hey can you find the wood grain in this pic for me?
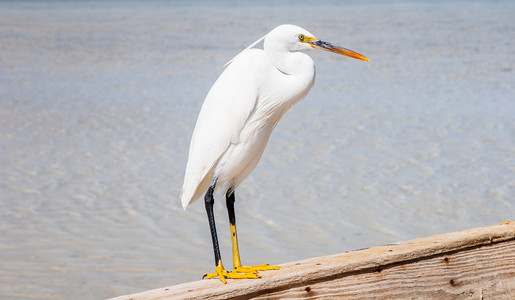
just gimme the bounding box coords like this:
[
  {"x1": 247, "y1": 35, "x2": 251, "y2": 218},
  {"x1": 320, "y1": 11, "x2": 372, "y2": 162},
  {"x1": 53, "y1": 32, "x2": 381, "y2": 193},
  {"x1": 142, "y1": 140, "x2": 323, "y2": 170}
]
[
  {"x1": 252, "y1": 239, "x2": 515, "y2": 299},
  {"x1": 109, "y1": 221, "x2": 515, "y2": 300}
]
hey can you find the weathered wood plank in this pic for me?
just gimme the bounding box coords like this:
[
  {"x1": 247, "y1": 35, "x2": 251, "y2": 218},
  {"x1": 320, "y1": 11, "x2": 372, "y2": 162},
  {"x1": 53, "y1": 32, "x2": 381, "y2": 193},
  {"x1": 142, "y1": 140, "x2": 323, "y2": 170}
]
[
  {"x1": 110, "y1": 221, "x2": 515, "y2": 300},
  {"x1": 253, "y1": 239, "x2": 515, "y2": 299}
]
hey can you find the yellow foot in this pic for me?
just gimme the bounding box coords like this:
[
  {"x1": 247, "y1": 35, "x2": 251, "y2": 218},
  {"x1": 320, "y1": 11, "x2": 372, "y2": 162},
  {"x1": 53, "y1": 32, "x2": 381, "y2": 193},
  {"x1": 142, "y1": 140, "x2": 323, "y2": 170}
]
[
  {"x1": 204, "y1": 263, "x2": 260, "y2": 284},
  {"x1": 234, "y1": 264, "x2": 281, "y2": 273}
]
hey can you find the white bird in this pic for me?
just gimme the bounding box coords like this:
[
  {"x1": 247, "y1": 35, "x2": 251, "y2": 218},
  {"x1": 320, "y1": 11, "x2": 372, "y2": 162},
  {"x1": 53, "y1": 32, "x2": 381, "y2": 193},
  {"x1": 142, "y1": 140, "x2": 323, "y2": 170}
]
[{"x1": 181, "y1": 24, "x2": 368, "y2": 283}]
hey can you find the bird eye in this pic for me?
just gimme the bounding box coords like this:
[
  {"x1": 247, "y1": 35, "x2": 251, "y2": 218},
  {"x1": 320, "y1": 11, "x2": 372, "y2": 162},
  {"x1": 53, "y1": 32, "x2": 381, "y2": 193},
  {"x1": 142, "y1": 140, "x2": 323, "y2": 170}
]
[{"x1": 298, "y1": 34, "x2": 305, "y2": 42}]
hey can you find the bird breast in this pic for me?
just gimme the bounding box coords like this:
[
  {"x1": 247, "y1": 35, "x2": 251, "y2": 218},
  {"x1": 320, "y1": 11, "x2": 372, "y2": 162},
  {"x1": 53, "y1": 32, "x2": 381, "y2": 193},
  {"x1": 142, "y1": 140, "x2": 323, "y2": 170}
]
[{"x1": 214, "y1": 50, "x2": 315, "y2": 190}]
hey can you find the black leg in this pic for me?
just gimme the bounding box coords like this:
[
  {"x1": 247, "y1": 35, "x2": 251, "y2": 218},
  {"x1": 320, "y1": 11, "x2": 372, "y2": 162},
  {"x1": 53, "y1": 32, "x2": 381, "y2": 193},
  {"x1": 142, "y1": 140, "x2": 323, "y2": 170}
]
[
  {"x1": 203, "y1": 183, "x2": 262, "y2": 282},
  {"x1": 205, "y1": 182, "x2": 221, "y2": 267},
  {"x1": 226, "y1": 191, "x2": 236, "y2": 229}
]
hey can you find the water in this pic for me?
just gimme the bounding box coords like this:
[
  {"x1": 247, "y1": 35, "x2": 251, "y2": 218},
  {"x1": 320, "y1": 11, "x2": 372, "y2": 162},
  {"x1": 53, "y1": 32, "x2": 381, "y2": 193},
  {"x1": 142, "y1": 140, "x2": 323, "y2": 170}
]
[{"x1": 1, "y1": 1, "x2": 514, "y2": 299}]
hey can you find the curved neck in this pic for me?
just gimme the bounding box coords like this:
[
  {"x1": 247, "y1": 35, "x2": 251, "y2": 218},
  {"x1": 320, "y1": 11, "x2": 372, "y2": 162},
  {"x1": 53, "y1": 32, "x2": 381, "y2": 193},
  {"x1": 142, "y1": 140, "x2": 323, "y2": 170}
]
[{"x1": 264, "y1": 41, "x2": 309, "y2": 75}]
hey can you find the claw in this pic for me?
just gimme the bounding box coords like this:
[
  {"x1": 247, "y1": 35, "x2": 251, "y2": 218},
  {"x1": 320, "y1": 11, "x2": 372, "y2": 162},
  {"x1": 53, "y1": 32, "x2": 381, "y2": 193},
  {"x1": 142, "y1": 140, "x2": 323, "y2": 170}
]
[
  {"x1": 205, "y1": 262, "x2": 227, "y2": 283},
  {"x1": 235, "y1": 264, "x2": 281, "y2": 273},
  {"x1": 204, "y1": 260, "x2": 263, "y2": 283},
  {"x1": 204, "y1": 269, "x2": 260, "y2": 283}
]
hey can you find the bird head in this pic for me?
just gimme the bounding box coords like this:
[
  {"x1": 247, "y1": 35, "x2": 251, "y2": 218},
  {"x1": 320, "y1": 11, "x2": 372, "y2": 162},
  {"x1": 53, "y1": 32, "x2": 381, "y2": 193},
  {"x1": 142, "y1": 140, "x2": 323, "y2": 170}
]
[
  {"x1": 225, "y1": 24, "x2": 369, "y2": 68},
  {"x1": 267, "y1": 24, "x2": 369, "y2": 61}
]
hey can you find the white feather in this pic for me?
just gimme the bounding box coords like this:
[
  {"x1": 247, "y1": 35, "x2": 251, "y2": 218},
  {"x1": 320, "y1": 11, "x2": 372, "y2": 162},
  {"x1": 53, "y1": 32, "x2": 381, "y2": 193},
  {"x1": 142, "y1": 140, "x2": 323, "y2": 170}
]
[
  {"x1": 224, "y1": 34, "x2": 266, "y2": 68},
  {"x1": 181, "y1": 25, "x2": 327, "y2": 209}
]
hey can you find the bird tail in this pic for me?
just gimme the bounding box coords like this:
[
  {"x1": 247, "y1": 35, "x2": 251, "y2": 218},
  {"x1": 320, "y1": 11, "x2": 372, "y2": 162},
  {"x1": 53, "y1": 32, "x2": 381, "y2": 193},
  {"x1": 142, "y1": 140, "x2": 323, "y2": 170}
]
[
  {"x1": 180, "y1": 190, "x2": 189, "y2": 211},
  {"x1": 180, "y1": 168, "x2": 214, "y2": 211}
]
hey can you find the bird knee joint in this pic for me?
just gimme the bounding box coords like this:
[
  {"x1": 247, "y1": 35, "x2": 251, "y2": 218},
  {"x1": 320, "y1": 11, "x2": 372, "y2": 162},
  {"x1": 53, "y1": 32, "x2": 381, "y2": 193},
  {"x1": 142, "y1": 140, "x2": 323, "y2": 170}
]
[{"x1": 204, "y1": 195, "x2": 215, "y2": 205}]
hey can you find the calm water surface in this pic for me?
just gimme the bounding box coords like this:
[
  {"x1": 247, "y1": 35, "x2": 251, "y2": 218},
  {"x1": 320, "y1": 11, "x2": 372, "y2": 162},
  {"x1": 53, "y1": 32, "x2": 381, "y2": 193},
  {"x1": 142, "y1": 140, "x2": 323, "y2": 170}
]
[{"x1": 1, "y1": 1, "x2": 514, "y2": 299}]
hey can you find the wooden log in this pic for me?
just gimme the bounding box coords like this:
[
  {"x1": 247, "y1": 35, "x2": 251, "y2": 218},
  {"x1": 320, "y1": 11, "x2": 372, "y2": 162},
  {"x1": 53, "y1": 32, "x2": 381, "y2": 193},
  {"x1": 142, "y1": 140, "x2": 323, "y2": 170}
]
[{"x1": 110, "y1": 221, "x2": 515, "y2": 299}]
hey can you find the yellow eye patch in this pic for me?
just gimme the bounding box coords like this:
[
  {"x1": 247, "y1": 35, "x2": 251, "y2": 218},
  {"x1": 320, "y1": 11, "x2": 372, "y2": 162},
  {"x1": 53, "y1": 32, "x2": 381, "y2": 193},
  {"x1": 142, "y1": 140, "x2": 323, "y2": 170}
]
[{"x1": 298, "y1": 34, "x2": 316, "y2": 43}]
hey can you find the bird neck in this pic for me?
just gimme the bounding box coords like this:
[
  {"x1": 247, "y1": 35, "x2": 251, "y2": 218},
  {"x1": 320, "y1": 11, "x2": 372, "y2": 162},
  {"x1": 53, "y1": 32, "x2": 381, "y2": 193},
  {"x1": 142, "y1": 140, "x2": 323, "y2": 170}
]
[{"x1": 264, "y1": 45, "x2": 312, "y2": 76}]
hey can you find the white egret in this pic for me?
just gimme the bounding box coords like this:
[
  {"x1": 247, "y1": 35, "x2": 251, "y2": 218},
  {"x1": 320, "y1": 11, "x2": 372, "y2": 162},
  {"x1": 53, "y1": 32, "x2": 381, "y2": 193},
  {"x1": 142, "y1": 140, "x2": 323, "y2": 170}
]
[{"x1": 181, "y1": 24, "x2": 369, "y2": 283}]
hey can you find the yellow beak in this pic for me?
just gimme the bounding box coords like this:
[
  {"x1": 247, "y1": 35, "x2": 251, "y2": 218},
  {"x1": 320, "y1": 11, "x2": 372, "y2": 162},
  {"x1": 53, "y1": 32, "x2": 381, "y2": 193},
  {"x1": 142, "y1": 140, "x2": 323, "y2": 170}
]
[{"x1": 309, "y1": 39, "x2": 369, "y2": 61}]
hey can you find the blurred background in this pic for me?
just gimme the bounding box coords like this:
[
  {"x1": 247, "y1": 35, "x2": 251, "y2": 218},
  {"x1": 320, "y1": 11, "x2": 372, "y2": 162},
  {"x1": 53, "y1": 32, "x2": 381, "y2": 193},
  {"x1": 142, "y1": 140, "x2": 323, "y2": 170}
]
[{"x1": 1, "y1": 0, "x2": 513, "y2": 299}]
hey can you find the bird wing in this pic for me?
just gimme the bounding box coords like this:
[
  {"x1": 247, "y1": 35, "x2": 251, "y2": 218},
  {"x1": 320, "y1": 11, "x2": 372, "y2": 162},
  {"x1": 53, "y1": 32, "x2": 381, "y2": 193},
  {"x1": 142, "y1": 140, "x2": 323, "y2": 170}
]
[{"x1": 181, "y1": 49, "x2": 266, "y2": 209}]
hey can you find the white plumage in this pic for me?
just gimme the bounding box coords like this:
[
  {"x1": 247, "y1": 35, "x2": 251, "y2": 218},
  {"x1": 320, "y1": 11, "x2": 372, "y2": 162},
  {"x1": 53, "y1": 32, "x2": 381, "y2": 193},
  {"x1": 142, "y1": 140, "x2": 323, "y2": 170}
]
[
  {"x1": 181, "y1": 25, "x2": 317, "y2": 209},
  {"x1": 179, "y1": 24, "x2": 368, "y2": 283}
]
